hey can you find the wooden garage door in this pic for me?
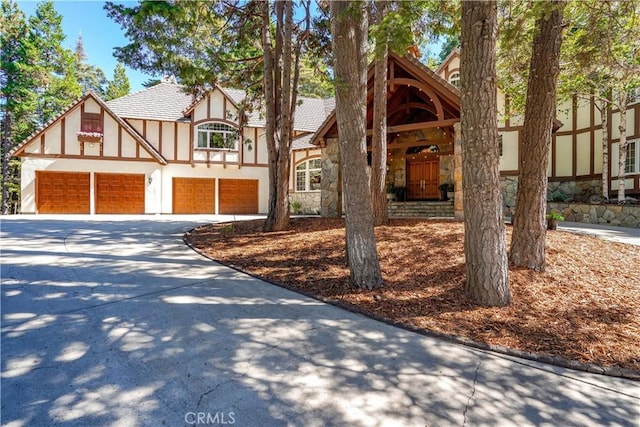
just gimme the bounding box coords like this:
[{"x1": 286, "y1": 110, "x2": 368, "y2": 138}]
[
  {"x1": 95, "y1": 173, "x2": 145, "y2": 214},
  {"x1": 36, "y1": 171, "x2": 90, "y2": 214},
  {"x1": 172, "y1": 178, "x2": 215, "y2": 214},
  {"x1": 219, "y1": 179, "x2": 259, "y2": 214}
]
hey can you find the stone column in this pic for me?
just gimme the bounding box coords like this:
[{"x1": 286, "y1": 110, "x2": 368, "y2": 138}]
[
  {"x1": 320, "y1": 138, "x2": 342, "y2": 217},
  {"x1": 453, "y1": 122, "x2": 464, "y2": 220}
]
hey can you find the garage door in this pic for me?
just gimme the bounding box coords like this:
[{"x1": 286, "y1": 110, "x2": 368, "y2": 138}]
[
  {"x1": 36, "y1": 171, "x2": 90, "y2": 214},
  {"x1": 173, "y1": 178, "x2": 215, "y2": 214},
  {"x1": 219, "y1": 179, "x2": 259, "y2": 214},
  {"x1": 95, "y1": 173, "x2": 145, "y2": 214}
]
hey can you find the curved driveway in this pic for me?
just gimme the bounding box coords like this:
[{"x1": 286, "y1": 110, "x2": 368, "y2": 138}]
[{"x1": 1, "y1": 215, "x2": 638, "y2": 426}]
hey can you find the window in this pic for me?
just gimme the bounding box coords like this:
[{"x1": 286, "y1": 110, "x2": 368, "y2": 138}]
[
  {"x1": 196, "y1": 123, "x2": 238, "y2": 150},
  {"x1": 624, "y1": 140, "x2": 637, "y2": 174},
  {"x1": 81, "y1": 112, "x2": 102, "y2": 134},
  {"x1": 449, "y1": 72, "x2": 460, "y2": 88},
  {"x1": 295, "y1": 158, "x2": 321, "y2": 192}
]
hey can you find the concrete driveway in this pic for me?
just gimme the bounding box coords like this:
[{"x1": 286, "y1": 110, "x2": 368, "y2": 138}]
[{"x1": 1, "y1": 215, "x2": 638, "y2": 427}]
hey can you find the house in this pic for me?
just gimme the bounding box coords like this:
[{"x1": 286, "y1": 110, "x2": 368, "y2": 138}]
[
  {"x1": 13, "y1": 50, "x2": 639, "y2": 218},
  {"x1": 12, "y1": 81, "x2": 332, "y2": 215},
  {"x1": 311, "y1": 49, "x2": 639, "y2": 219}
]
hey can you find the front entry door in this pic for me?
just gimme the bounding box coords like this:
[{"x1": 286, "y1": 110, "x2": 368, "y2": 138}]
[{"x1": 407, "y1": 159, "x2": 439, "y2": 199}]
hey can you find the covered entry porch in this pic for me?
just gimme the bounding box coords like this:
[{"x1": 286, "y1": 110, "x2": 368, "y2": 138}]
[{"x1": 312, "y1": 52, "x2": 462, "y2": 218}]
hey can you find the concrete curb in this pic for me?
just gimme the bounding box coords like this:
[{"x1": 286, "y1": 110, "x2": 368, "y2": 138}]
[{"x1": 183, "y1": 229, "x2": 640, "y2": 382}]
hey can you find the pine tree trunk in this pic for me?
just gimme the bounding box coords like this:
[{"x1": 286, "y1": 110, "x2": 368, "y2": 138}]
[
  {"x1": 599, "y1": 99, "x2": 609, "y2": 200},
  {"x1": 1, "y1": 113, "x2": 11, "y2": 215},
  {"x1": 371, "y1": 2, "x2": 389, "y2": 226},
  {"x1": 460, "y1": 0, "x2": 510, "y2": 306},
  {"x1": 263, "y1": 0, "x2": 295, "y2": 232},
  {"x1": 617, "y1": 91, "x2": 628, "y2": 202},
  {"x1": 509, "y1": 0, "x2": 565, "y2": 272},
  {"x1": 331, "y1": 0, "x2": 383, "y2": 290}
]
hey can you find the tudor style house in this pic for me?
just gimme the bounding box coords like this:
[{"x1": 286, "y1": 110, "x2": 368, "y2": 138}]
[
  {"x1": 13, "y1": 50, "x2": 639, "y2": 217},
  {"x1": 13, "y1": 81, "x2": 332, "y2": 215}
]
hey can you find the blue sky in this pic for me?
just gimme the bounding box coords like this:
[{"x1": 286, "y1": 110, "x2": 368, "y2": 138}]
[{"x1": 16, "y1": 1, "x2": 153, "y2": 92}]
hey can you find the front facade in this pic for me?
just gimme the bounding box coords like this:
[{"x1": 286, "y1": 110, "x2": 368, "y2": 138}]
[
  {"x1": 438, "y1": 49, "x2": 640, "y2": 206},
  {"x1": 14, "y1": 51, "x2": 638, "y2": 217},
  {"x1": 13, "y1": 83, "x2": 330, "y2": 215}
]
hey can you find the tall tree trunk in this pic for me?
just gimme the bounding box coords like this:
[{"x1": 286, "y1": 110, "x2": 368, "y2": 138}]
[
  {"x1": 598, "y1": 98, "x2": 609, "y2": 200},
  {"x1": 509, "y1": 0, "x2": 565, "y2": 272},
  {"x1": 460, "y1": 0, "x2": 510, "y2": 306},
  {"x1": 263, "y1": 0, "x2": 296, "y2": 232},
  {"x1": 1, "y1": 113, "x2": 11, "y2": 215},
  {"x1": 617, "y1": 90, "x2": 628, "y2": 202},
  {"x1": 371, "y1": 1, "x2": 389, "y2": 226},
  {"x1": 331, "y1": 0, "x2": 383, "y2": 290}
]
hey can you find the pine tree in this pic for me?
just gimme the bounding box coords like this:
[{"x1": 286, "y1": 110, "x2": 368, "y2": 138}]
[
  {"x1": 105, "y1": 63, "x2": 131, "y2": 100},
  {"x1": 1, "y1": 0, "x2": 38, "y2": 214},
  {"x1": 28, "y1": 0, "x2": 82, "y2": 124},
  {"x1": 74, "y1": 32, "x2": 108, "y2": 96}
]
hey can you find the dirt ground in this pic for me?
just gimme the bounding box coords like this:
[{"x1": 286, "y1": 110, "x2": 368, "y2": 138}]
[{"x1": 186, "y1": 218, "x2": 640, "y2": 374}]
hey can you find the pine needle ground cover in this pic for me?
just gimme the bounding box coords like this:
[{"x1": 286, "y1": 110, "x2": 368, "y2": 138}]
[{"x1": 186, "y1": 218, "x2": 639, "y2": 374}]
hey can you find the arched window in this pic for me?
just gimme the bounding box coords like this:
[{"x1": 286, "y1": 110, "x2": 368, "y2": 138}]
[
  {"x1": 449, "y1": 72, "x2": 460, "y2": 88},
  {"x1": 295, "y1": 158, "x2": 321, "y2": 192},
  {"x1": 196, "y1": 122, "x2": 238, "y2": 150}
]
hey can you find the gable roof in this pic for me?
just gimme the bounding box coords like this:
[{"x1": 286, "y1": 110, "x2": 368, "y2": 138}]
[
  {"x1": 182, "y1": 84, "x2": 335, "y2": 132},
  {"x1": 435, "y1": 48, "x2": 461, "y2": 77},
  {"x1": 106, "y1": 82, "x2": 193, "y2": 122},
  {"x1": 12, "y1": 92, "x2": 168, "y2": 165},
  {"x1": 310, "y1": 53, "x2": 460, "y2": 147}
]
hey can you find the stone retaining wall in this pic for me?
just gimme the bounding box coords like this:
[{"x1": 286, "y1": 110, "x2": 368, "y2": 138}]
[
  {"x1": 548, "y1": 202, "x2": 640, "y2": 228},
  {"x1": 289, "y1": 192, "x2": 321, "y2": 215}
]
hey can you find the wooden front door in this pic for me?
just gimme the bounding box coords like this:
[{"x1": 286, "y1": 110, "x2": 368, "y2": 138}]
[{"x1": 407, "y1": 160, "x2": 439, "y2": 200}]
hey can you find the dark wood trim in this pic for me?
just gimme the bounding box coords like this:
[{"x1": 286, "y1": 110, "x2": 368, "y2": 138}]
[
  {"x1": 572, "y1": 97, "x2": 577, "y2": 177},
  {"x1": 136, "y1": 141, "x2": 140, "y2": 159},
  {"x1": 505, "y1": 94, "x2": 511, "y2": 128},
  {"x1": 174, "y1": 122, "x2": 178, "y2": 161},
  {"x1": 500, "y1": 170, "x2": 519, "y2": 176},
  {"x1": 518, "y1": 129, "x2": 523, "y2": 172},
  {"x1": 60, "y1": 118, "x2": 66, "y2": 155},
  {"x1": 142, "y1": 120, "x2": 147, "y2": 139},
  {"x1": 19, "y1": 153, "x2": 158, "y2": 162},
  {"x1": 551, "y1": 134, "x2": 556, "y2": 177},
  {"x1": 372, "y1": 118, "x2": 459, "y2": 136},
  {"x1": 192, "y1": 118, "x2": 238, "y2": 127},
  {"x1": 207, "y1": 94, "x2": 211, "y2": 119},
  {"x1": 158, "y1": 121, "x2": 163, "y2": 154},
  {"x1": 40, "y1": 134, "x2": 45, "y2": 154},
  {"x1": 254, "y1": 128, "x2": 258, "y2": 164},
  {"x1": 608, "y1": 100, "x2": 613, "y2": 191},
  {"x1": 386, "y1": 137, "x2": 452, "y2": 150},
  {"x1": 389, "y1": 60, "x2": 395, "y2": 92},
  {"x1": 189, "y1": 121, "x2": 194, "y2": 166},
  {"x1": 118, "y1": 126, "x2": 122, "y2": 157},
  {"x1": 386, "y1": 78, "x2": 444, "y2": 120},
  {"x1": 497, "y1": 124, "x2": 524, "y2": 132},
  {"x1": 223, "y1": 97, "x2": 227, "y2": 120},
  {"x1": 590, "y1": 94, "x2": 595, "y2": 175}
]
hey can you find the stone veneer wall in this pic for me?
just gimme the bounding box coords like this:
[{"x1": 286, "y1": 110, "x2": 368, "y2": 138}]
[
  {"x1": 289, "y1": 192, "x2": 321, "y2": 215},
  {"x1": 548, "y1": 202, "x2": 640, "y2": 228},
  {"x1": 501, "y1": 177, "x2": 603, "y2": 207},
  {"x1": 320, "y1": 138, "x2": 341, "y2": 217}
]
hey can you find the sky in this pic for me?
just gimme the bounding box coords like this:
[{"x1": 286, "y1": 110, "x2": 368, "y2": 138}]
[{"x1": 16, "y1": 1, "x2": 153, "y2": 92}]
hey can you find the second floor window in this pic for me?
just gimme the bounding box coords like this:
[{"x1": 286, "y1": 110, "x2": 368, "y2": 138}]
[
  {"x1": 196, "y1": 122, "x2": 238, "y2": 150},
  {"x1": 81, "y1": 112, "x2": 102, "y2": 134},
  {"x1": 449, "y1": 72, "x2": 460, "y2": 88}
]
